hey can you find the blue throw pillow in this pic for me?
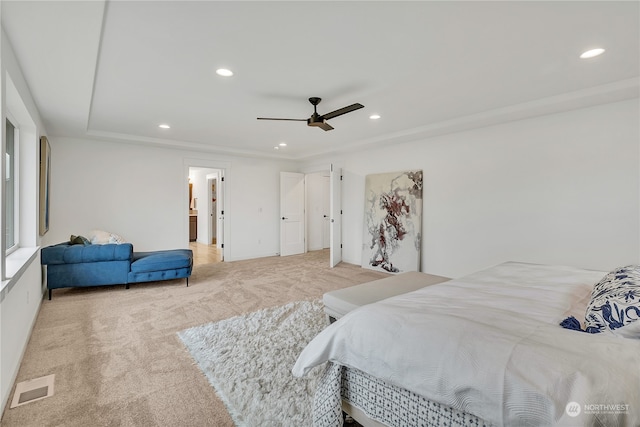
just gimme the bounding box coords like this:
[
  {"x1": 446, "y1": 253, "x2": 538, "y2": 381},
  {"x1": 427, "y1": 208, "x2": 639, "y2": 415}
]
[{"x1": 584, "y1": 265, "x2": 640, "y2": 333}]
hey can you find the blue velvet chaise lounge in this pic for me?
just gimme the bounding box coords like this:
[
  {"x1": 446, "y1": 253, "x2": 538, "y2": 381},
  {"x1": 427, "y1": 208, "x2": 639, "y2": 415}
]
[{"x1": 41, "y1": 242, "x2": 193, "y2": 299}]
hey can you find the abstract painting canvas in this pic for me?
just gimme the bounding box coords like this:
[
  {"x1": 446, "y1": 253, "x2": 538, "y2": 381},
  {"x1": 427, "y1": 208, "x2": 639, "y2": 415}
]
[{"x1": 361, "y1": 170, "x2": 422, "y2": 273}]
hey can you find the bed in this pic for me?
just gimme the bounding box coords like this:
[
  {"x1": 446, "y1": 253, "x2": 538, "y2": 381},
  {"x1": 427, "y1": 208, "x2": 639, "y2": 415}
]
[{"x1": 293, "y1": 262, "x2": 640, "y2": 427}]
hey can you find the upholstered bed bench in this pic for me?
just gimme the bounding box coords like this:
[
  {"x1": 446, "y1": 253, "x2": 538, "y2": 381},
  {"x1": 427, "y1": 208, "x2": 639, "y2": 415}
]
[
  {"x1": 323, "y1": 271, "x2": 450, "y2": 322},
  {"x1": 41, "y1": 242, "x2": 193, "y2": 299}
]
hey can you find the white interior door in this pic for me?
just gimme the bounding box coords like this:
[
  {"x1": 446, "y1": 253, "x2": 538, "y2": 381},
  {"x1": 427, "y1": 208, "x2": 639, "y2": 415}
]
[
  {"x1": 280, "y1": 172, "x2": 305, "y2": 256},
  {"x1": 330, "y1": 164, "x2": 342, "y2": 267}
]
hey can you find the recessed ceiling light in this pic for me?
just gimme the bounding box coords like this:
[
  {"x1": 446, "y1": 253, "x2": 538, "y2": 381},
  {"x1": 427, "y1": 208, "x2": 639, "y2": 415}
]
[
  {"x1": 216, "y1": 68, "x2": 234, "y2": 77},
  {"x1": 159, "y1": 124, "x2": 170, "y2": 129},
  {"x1": 279, "y1": 142, "x2": 287, "y2": 147},
  {"x1": 273, "y1": 146, "x2": 279, "y2": 150},
  {"x1": 369, "y1": 114, "x2": 381, "y2": 120},
  {"x1": 580, "y1": 48, "x2": 605, "y2": 59}
]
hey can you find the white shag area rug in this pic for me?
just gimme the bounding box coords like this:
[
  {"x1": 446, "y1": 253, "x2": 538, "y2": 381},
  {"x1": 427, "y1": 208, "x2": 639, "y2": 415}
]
[{"x1": 177, "y1": 300, "x2": 328, "y2": 427}]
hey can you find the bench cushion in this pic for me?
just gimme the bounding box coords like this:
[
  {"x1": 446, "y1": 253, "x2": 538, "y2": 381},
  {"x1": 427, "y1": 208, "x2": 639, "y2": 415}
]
[
  {"x1": 323, "y1": 271, "x2": 450, "y2": 320},
  {"x1": 130, "y1": 249, "x2": 193, "y2": 272},
  {"x1": 128, "y1": 249, "x2": 193, "y2": 284}
]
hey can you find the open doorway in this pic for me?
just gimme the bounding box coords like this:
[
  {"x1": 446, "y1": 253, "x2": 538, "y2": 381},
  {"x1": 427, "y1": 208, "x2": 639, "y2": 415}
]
[
  {"x1": 280, "y1": 166, "x2": 341, "y2": 267},
  {"x1": 188, "y1": 165, "x2": 225, "y2": 265},
  {"x1": 306, "y1": 171, "x2": 330, "y2": 251},
  {"x1": 302, "y1": 164, "x2": 341, "y2": 267}
]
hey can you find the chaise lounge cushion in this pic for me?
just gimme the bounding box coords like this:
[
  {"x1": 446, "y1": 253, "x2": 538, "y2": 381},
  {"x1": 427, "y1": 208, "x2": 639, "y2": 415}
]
[{"x1": 128, "y1": 249, "x2": 193, "y2": 284}]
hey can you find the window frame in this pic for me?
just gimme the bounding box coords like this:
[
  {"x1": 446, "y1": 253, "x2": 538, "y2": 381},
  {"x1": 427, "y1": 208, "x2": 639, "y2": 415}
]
[{"x1": 5, "y1": 114, "x2": 20, "y2": 255}]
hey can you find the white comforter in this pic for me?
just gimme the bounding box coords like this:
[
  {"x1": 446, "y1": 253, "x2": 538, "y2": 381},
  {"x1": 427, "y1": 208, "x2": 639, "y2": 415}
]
[{"x1": 293, "y1": 262, "x2": 640, "y2": 426}]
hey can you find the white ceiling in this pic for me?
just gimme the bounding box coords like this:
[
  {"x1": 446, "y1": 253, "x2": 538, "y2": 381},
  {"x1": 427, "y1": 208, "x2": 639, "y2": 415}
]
[{"x1": 2, "y1": 1, "x2": 639, "y2": 160}]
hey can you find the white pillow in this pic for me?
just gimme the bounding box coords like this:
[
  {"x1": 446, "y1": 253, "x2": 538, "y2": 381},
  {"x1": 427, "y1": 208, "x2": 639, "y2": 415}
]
[{"x1": 89, "y1": 229, "x2": 126, "y2": 245}]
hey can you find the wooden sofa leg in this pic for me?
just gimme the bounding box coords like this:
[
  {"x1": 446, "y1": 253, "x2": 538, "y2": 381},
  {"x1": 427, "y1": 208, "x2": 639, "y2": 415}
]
[
  {"x1": 48, "y1": 289, "x2": 52, "y2": 300},
  {"x1": 125, "y1": 284, "x2": 129, "y2": 289},
  {"x1": 186, "y1": 277, "x2": 189, "y2": 287}
]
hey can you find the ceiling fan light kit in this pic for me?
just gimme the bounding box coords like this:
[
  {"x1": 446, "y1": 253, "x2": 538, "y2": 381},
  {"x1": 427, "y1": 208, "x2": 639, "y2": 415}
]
[{"x1": 257, "y1": 97, "x2": 364, "y2": 131}]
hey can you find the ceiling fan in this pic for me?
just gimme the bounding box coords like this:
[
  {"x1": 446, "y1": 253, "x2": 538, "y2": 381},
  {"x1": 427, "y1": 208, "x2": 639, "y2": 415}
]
[{"x1": 257, "y1": 97, "x2": 364, "y2": 131}]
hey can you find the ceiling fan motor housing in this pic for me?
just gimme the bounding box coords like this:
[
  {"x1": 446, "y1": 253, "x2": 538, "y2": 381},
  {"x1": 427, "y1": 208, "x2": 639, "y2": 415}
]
[
  {"x1": 307, "y1": 113, "x2": 333, "y2": 130},
  {"x1": 308, "y1": 114, "x2": 323, "y2": 125}
]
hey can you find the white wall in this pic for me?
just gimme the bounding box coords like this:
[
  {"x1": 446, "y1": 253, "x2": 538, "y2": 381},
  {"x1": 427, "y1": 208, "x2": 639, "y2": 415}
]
[
  {"x1": 47, "y1": 137, "x2": 297, "y2": 261},
  {"x1": 0, "y1": 29, "x2": 48, "y2": 414},
  {"x1": 307, "y1": 99, "x2": 640, "y2": 278},
  {"x1": 43, "y1": 138, "x2": 187, "y2": 250},
  {"x1": 228, "y1": 157, "x2": 297, "y2": 259},
  {"x1": 0, "y1": 257, "x2": 42, "y2": 411}
]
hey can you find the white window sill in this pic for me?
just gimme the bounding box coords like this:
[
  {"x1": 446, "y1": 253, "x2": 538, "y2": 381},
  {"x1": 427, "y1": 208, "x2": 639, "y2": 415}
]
[{"x1": 0, "y1": 246, "x2": 39, "y2": 294}]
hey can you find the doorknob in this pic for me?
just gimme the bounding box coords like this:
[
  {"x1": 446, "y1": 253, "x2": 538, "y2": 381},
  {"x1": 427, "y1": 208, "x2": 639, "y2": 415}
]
[
  {"x1": 323, "y1": 215, "x2": 328, "y2": 218},
  {"x1": 282, "y1": 217, "x2": 288, "y2": 220}
]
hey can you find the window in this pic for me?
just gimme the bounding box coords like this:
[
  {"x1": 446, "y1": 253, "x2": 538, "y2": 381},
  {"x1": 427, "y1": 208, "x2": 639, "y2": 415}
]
[
  {"x1": 5, "y1": 118, "x2": 18, "y2": 253},
  {"x1": 1, "y1": 74, "x2": 38, "y2": 283}
]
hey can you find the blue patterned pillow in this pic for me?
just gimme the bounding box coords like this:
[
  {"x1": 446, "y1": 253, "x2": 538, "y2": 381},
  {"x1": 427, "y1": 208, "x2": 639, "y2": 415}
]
[{"x1": 584, "y1": 265, "x2": 640, "y2": 333}]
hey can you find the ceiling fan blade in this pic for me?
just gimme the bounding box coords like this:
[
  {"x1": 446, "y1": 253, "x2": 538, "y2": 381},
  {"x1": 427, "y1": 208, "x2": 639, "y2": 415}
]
[
  {"x1": 257, "y1": 117, "x2": 306, "y2": 121},
  {"x1": 318, "y1": 122, "x2": 334, "y2": 131},
  {"x1": 321, "y1": 103, "x2": 364, "y2": 120}
]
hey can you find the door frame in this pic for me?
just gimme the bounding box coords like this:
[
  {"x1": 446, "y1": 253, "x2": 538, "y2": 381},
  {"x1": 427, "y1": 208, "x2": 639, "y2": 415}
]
[
  {"x1": 184, "y1": 158, "x2": 231, "y2": 261},
  {"x1": 329, "y1": 164, "x2": 342, "y2": 267},
  {"x1": 301, "y1": 163, "x2": 343, "y2": 267},
  {"x1": 207, "y1": 173, "x2": 224, "y2": 257}
]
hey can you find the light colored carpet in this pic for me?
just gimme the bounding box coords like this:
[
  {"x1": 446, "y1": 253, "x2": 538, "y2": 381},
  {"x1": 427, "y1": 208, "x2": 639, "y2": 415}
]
[
  {"x1": 1, "y1": 250, "x2": 388, "y2": 426},
  {"x1": 178, "y1": 300, "x2": 327, "y2": 427}
]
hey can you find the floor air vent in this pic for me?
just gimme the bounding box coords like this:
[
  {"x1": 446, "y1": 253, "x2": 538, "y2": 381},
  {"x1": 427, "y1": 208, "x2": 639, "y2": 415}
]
[{"x1": 10, "y1": 374, "x2": 55, "y2": 408}]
